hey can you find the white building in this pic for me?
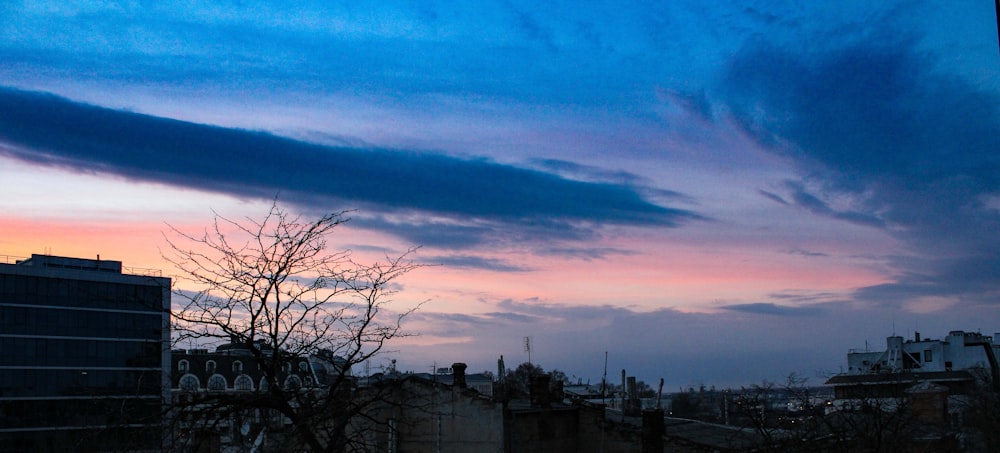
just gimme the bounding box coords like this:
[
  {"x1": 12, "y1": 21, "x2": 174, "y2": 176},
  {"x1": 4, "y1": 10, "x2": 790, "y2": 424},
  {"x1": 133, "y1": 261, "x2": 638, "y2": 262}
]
[
  {"x1": 844, "y1": 330, "x2": 999, "y2": 376},
  {"x1": 827, "y1": 330, "x2": 1000, "y2": 402}
]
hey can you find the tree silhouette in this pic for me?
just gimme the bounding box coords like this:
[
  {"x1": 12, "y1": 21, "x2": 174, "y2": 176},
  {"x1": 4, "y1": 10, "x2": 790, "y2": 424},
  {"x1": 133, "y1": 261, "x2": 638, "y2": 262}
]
[{"x1": 164, "y1": 201, "x2": 423, "y2": 452}]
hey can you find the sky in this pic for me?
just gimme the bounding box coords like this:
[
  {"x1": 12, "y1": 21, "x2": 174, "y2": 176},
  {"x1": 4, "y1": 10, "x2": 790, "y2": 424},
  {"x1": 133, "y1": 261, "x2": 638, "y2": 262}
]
[{"x1": 1, "y1": 1, "x2": 999, "y2": 388}]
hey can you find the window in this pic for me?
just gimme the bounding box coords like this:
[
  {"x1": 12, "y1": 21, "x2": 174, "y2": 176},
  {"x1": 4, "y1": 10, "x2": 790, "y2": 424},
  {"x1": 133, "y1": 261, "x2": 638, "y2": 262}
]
[
  {"x1": 180, "y1": 374, "x2": 200, "y2": 392},
  {"x1": 208, "y1": 374, "x2": 228, "y2": 391},
  {"x1": 206, "y1": 360, "x2": 216, "y2": 374},
  {"x1": 924, "y1": 350, "x2": 933, "y2": 362},
  {"x1": 232, "y1": 360, "x2": 243, "y2": 373},
  {"x1": 260, "y1": 377, "x2": 269, "y2": 392},
  {"x1": 299, "y1": 361, "x2": 309, "y2": 372},
  {"x1": 234, "y1": 374, "x2": 254, "y2": 391},
  {"x1": 178, "y1": 359, "x2": 189, "y2": 373},
  {"x1": 284, "y1": 375, "x2": 302, "y2": 390}
]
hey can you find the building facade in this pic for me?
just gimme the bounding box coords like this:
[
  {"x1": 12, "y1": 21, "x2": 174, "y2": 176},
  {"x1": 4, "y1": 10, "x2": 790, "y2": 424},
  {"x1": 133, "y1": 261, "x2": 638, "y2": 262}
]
[
  {"x1": 169, "y1": 341, "x2": 351, "y2": 451},
  {"x1": 0, "y1": 254, "x2": 171, "y2": 452},
  {"x1": 843, "y1": 330, "x2": 1000, "y2": 377},
  {"x1": 827, "y1": 330, "x2": 1000, "y2": 399}
]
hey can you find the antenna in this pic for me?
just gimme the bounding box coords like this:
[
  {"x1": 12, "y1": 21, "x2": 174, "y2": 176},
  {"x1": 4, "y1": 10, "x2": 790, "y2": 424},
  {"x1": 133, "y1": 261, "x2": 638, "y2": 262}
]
[{"x1": 601, "y1": 351, "x2": 608, "y2": 401}]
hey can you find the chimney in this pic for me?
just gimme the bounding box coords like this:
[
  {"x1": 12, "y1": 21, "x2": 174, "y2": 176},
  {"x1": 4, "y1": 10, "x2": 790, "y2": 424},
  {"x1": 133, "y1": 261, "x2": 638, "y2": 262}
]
[
  {"x1": 530, "y1": 374, "x2": 552, "y2": 407},
  {"x1": 641, "y1": 409, "x2": 665, "y2": 453},
  {"x1": 626, "y1": 376, "x2": 640, "y2": 415},
  {"x1": 452, "y1": 362, "x2": 468, "y2": 389},
  {"x1": 915, "y1": 331, "x2": 921, "y2": 342}
]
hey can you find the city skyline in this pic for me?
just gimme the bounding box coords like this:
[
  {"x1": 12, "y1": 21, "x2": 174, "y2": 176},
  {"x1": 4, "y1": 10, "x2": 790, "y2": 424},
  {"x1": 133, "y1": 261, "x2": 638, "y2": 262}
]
[{"x1": 1, "y1": 1, "x2": 999, "y2": 387}]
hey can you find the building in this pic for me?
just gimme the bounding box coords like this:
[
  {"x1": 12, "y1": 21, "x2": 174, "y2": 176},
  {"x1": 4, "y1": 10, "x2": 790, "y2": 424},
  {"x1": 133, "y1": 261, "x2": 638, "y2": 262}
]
[
  {"x1": 169, "y1": 340, "x2": 351, "y2": 451},
  {"x1": 0, "y1": 254, "x2": 171, "y2": 452},
  {"x1": 826, "y1": 330, "x2": 1000, "y2": 402},
  {"x1": 353, "y1": 363, "x2": 662, "y2": 453},
  {"x1": 824, "y1": 327, "x2": 1000, "y2": 450},
  {"x1": 406, "y1": 363, "x2": 495, "y2": 397}
]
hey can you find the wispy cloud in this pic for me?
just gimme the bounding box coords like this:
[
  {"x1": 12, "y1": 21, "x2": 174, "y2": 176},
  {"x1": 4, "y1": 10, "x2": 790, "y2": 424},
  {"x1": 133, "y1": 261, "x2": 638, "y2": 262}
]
[
  {"x1": 758, "y1": 189, "x2": 788, "y2": 205},
  {"x1": 784, "y1": 248, "x2": 829, "y2": 258},
  {"x1": 422, "y1": 254, "x2": 532, "y2": 272},
  {"x1": 537, "y1": 246, "x2": 637, "y2": 261},
  {"x1": 720, "y1": 302, "x2": 825, "y2": 317},
  {"x1": 720, "y1": 34, "x2": 1000, "y2": 305}
]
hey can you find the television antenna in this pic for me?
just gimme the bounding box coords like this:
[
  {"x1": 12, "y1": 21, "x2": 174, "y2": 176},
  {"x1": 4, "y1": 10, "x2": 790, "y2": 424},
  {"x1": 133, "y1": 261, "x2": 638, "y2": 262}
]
[{"x1": 524, "y1": 336, "x2": 533, "y2": 366}]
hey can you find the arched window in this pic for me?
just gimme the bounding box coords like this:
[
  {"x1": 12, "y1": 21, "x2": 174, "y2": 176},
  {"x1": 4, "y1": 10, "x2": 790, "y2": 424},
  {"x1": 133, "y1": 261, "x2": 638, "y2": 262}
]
[
  {"x1": 179, "y1": 374, "x2": 200, "y2": 392},
  {"x1": 259, "y1": 377, "x2": 269, "y2": 392},
  {"x1": 284, "y1": 375, "x2": 302, "y2": 390},
  {"x1": 304, "y1": 376, "x2": 315, "y2": 387},
  {"x1": 299, "y1": 361, "x2": 309, "y2": 372},
  {"x1": 234, "y1": 374, "x2": 254, "y2": 391},
  {"x1": 208, "y1": 374, "x2": 228, "y2": 391},
  {"x1": 206, "y1": 360, "x2": 217, "y2": 374},
  {"x1": 178, "y1": 359, "x2": 189, "y2": 373},
  {"x1": 232, "y1": 360, "x2": 243, "y2": 373}
]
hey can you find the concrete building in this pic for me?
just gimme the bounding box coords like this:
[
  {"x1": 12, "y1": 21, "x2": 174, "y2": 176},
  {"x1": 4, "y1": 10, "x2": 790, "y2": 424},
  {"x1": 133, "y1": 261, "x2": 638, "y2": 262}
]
[
  {"x1": 0, "y1": 254, "x2": 171, "y2": 452},
  {"x1": 826, "y1": 330, "x2": 1000, "y2": 401}
]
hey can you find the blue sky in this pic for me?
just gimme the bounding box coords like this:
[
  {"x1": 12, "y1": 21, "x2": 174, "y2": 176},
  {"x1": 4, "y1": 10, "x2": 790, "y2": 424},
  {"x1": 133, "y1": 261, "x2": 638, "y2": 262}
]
[{"x1": 1, "y1": 0, "x2": 999, "y2": 386}]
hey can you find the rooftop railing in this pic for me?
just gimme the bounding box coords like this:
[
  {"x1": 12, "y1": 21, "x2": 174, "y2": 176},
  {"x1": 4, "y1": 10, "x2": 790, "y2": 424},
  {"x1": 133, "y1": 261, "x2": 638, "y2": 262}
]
[
  {"x1": 0, "y1": 254, "x2": 27, "y2": 265},
  {"x1": 124, "y1": 266, "x2": 163, "y2": 277}
]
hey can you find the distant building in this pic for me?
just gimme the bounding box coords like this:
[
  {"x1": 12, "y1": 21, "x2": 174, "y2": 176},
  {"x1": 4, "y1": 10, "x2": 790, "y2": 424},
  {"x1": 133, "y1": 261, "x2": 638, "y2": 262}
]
[
  {"x1": 355, "y1": 364, "x2": 589, "y2": 453},
  {"x1": 826, "y1": 330, "x2": 1000, "y2": 401},
  {"x1": 405, "y1": 364, "x2": 495, "y2": 397},
  {"x1": 0, "y1": 254, "x2": 171, "y2": 452}
]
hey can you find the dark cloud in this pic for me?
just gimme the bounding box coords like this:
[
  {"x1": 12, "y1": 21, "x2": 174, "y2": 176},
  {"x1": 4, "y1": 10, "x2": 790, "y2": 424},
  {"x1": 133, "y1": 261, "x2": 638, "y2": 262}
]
[
  {"x1": 767, "y1": 291, "x2": 845, "y2": 304},
  {"x1": 529, "y1": 158, "x2": 695, "y2": 204},
  {"x1": 785, "y1": 182, "x2": 885, "y2": 228},
  {"x1": 537, "y1": 246, "x2": 637, "y2": 261},
  {"x1": 783, "y1": 248, "x2": 829, "y2": 258},
  {"x1": 353, "y1": 216, "x2": 498, "y2": 250},
  {"x1": 657, "y1": 88, "x2": 714, "y2": 123},
  {"x1": 422, "y1": 255, "x2": 532, "y2": 272},
  {"x1": 0, "y1": 87, "x2": 700, "y2": 246},
  {"x1": 483, "y1": 311, "x2": 538, "y2": 323},
  {"x1": 720, "y1": 302, "x2": 825, "y2": 317},
  {"x1": 722, "y1": 38, "x2": 1000, "y2": 305},
  {"x1": 528, "y1": 158, "x2": 645, "y2": 186},
  {"x1": 758, "y1": 189, "x2": 788, "y2": 205}
]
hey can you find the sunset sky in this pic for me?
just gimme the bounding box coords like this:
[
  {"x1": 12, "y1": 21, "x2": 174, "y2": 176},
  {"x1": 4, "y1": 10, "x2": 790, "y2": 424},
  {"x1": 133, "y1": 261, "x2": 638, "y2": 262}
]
[{"x1": 1, "y1": 1, "x2": 999, "y2": 387}]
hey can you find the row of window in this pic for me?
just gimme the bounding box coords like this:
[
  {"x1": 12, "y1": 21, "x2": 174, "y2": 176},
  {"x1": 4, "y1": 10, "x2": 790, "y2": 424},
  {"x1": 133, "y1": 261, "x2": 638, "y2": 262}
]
[
  {"x1": 177, "y1": 359, "x2": 243, "y2": 374},
  {"x1": 0, "y1": 305, "x2": 163, "y2": 338},
  {"x1": 0, "y1": 337, "x2": 162, "y2": 368},
  {"x1": 176, "y1": 359, "x2": 311, "y2": 374},
  {"x1": 0, "y1": 275, "x2": 166, "y2": 311},
  {"x1": 177, "y1": 373, "x2": 314, "y2": 391},
  {"x1": 0, "y1": 369, "x2": 162, "y2": 398},
  {"x1": 0, "y1": 426, "x2": 163, "y2": 452},
  {"x1": 0, "y1": 397, "x2": 160, "y2": 429}
]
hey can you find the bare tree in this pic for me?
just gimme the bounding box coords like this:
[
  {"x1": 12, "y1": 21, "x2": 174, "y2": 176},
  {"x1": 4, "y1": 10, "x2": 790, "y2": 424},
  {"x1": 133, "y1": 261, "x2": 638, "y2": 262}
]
[{"x1": 163, "y1": 202, "x2": 423, "y2": 452}]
